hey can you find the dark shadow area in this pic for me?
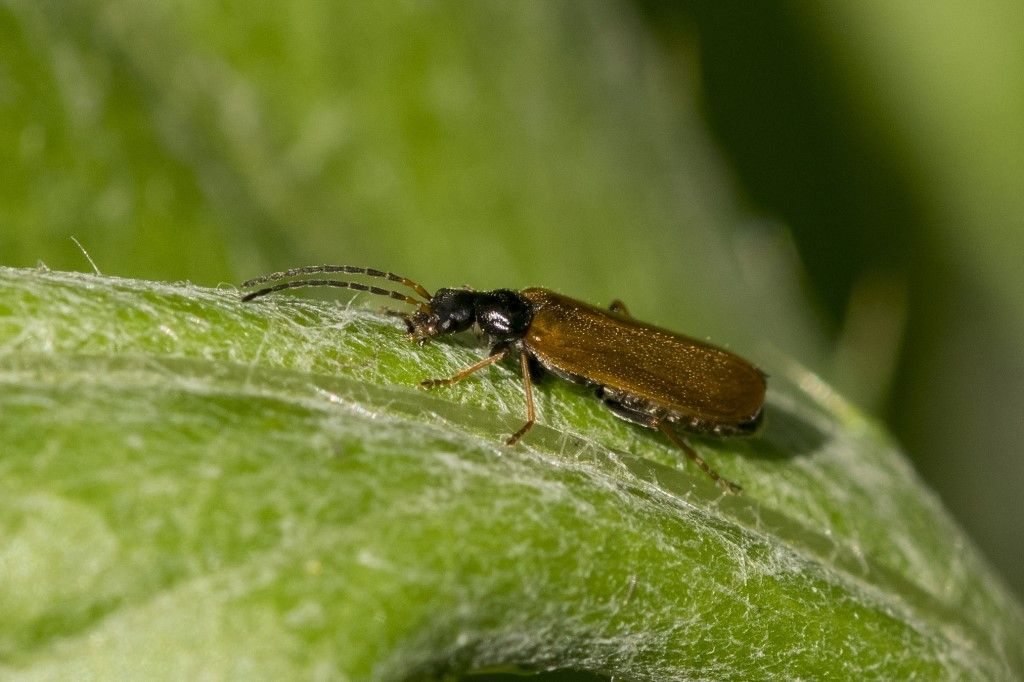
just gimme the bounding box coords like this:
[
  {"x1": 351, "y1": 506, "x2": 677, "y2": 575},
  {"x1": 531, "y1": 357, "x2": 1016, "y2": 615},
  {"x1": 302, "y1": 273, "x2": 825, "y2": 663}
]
[
  {"x1": 680, "y1": 402, "x2": 828, "y2": 463},
  {"x1": 740, "y1": 403, "x2": 828, "y2": 461},
  {"x1": 632, "y1": 1, "x2": 924, "y2": 329}
]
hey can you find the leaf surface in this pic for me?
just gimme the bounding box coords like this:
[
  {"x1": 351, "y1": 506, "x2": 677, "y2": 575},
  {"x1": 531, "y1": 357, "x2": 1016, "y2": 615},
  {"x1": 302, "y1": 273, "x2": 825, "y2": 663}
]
[{"x1": 1, "y1": 267, "x2": 1021, "y2": 679}]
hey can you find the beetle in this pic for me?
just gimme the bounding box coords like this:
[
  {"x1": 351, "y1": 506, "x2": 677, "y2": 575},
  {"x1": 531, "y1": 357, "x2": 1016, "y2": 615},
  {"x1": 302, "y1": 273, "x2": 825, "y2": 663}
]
[{"x1": 241, "y1": 265, "x2": 766, "y2": 493}]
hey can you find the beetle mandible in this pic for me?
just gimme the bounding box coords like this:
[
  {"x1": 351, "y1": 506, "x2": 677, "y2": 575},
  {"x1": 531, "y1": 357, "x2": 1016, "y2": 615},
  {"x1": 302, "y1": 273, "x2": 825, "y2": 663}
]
[{"x1": 241, "y1": 265, "x2": 766, "y2": 493}]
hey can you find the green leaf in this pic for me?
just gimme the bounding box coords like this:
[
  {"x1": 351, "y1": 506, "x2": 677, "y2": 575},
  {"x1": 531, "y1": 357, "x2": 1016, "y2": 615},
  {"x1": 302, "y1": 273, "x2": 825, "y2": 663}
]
[{"x1": 1, "y1": 266, "x2": 1022, "y2": 679}]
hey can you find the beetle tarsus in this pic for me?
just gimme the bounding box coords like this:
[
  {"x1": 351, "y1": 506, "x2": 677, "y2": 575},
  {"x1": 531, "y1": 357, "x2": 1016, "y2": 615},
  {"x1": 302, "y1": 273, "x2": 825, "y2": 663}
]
[{"x1": 505, "y1": 422, "x2": 533, "y2": 446}]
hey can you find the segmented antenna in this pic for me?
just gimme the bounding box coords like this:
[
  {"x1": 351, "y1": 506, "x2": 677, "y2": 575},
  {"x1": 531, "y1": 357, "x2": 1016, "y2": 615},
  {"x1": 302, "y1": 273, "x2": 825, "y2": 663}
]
[
  {"x1": 241, "y1": 265, "x2": 431, "y2": 301},
  {"x1": 239, "y1": 264, "x2": 434, "y2": 312},
  {"x1": 240, "y1": 279, "x2": 430, "y2": 311}
]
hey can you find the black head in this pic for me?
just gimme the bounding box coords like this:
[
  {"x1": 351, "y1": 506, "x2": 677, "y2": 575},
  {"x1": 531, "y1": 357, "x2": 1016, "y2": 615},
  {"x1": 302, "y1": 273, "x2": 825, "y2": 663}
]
[{"x1": 410, "y1": 287, "x2": 477, "y2": 338}]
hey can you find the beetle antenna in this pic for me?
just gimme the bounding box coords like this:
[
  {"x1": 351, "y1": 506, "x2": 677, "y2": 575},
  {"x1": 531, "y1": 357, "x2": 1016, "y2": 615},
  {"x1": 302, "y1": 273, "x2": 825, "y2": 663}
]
[
  {"x1": 241, "y1": 278, "x2": 430, "y2": 312},
  {"x1": 241, "y1": 265, "x2": 432, "y2": 301}
]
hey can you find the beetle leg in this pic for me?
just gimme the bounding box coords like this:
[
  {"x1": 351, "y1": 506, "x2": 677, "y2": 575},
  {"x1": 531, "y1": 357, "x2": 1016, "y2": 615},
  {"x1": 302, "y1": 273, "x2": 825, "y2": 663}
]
[
  {"x1": 379, "y1": 307, "x2": 414, "y2": 332},
  {"x1": 608, "y1": 299, "x2": 631, "y2": 318},
  {"x1": 505, "y1": 351, "x2": 537, "y2": 446},
  {"x1": 603, "y1": 394, "x2": 741, "y2": 493},
  {"x1": 419, "y1": 348, "x2": 509, "y2": 388},
  {"x1": 525, "y1": 353, "x2": 547, "y2": 383},
  {"x1": 657, "y1": 422, "x2": 743, "y2": 495}
]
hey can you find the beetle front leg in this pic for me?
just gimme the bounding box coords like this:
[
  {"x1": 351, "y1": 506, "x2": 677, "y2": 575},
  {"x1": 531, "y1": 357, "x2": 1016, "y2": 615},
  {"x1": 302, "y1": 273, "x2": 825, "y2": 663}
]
[{"x1": 418, "y1": 348, "x2": 509, "y2": 388}]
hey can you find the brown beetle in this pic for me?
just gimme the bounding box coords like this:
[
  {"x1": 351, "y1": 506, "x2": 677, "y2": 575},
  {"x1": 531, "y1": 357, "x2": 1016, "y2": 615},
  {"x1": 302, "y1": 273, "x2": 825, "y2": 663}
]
[{"x1": 241, "y1": 265, "x2": 766, "y2": 493}]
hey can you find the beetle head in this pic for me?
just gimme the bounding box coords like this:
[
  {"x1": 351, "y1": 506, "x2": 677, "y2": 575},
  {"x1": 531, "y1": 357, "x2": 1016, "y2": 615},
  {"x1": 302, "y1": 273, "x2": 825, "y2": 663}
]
[{"x1": 405, "y1": 287, "x2": 476, "y2": 341}]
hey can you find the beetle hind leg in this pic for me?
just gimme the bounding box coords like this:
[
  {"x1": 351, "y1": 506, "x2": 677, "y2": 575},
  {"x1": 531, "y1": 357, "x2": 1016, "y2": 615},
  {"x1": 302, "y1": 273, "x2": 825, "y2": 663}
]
[
  {"x1": 599, "y1": 392, "x2": 742, "y2": 494},
  {"x1": 657, "y1": 423, "x2": 743, "y2": 495}
]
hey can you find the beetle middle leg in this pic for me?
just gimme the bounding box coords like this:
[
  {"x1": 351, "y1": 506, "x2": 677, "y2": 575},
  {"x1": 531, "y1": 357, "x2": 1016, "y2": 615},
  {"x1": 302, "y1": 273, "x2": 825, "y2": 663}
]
[
  {"x1": 599, "y1": 392, "x2": 741, "y2": 494},
  {"x1": 505, "y1": 351, "x2": 536, "y2": 446}
]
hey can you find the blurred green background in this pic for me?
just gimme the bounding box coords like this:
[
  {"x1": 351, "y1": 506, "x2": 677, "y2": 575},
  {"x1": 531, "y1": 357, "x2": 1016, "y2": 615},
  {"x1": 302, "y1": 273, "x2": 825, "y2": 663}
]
[{"x1": 2, "y1": 0, "x2": 1022, "y2": 607}]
